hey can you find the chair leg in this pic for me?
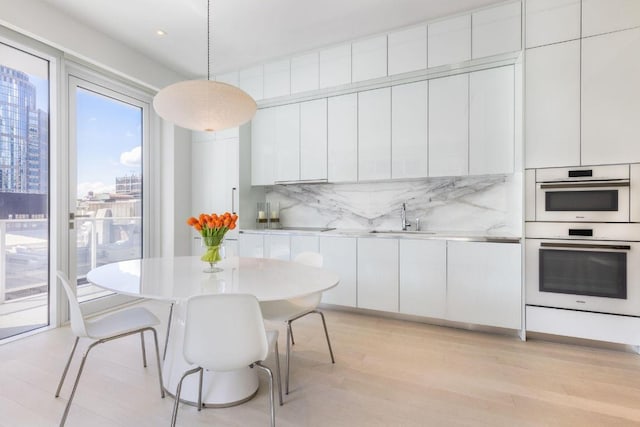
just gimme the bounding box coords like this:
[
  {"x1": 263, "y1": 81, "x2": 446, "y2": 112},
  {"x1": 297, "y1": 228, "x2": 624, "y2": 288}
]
[
  {"x1": 149, "y1": 328, "x2": 166, "y2": 398},
  {"x1": 288, "y1": 321, "x2": 295, "y2": 345},
  {"x1": 163, "y1": 302, "x2": 174, "y2": 361},
  {"x1": 315, "y1": 310, "x2": 335, "y2": 364},
  {"x1": 170, "y1": 367, "x2": 202, "y2": 427},
  {"x1": 285, "y1": 323, "x2": 292, "y2": 395},
  {"x1": 273, "y1": 340, "x2": 283, "y2": 406},
  {"x1": 140, "y1": 331, "x2": 148, "y2": 368},
  {"x1": 59, "y1": 340, "x2": 101, "y2": 427},
  {"x1": 197, "y1": 368, "x2": 204, "y2": 411},
  {"x1": 254, "y1": 362, "x2": 276, "y2": 427},
  {"x1": 55, "y1": 337, "x2": 79, "y2": 398}
]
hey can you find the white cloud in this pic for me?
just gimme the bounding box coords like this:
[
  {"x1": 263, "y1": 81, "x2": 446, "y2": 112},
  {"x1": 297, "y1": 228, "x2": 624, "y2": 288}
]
[
  {"x1": 120, "y1": 146, "x2": 141, "y2": 167},
  {"x1": 78, "y1": 181, "x2": 115, "y2": 197}
]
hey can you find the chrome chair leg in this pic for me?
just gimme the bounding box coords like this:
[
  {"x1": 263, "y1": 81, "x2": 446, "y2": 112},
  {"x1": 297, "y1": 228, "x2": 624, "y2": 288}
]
[
  {"x1": 171, "y1": 366, "x2": 202, "y2": 427},
  {"x1": 140, "y1": 331, "x2": 148, "y2": 367},
  {"x1": 149, "y1": 328, "x2": 166, "y2": 398},
  {"x1": 59, "y1": 339, "x2": 101, "y2": 427},
  {"x1": 197, "y1": 368, "x2": 204, "y2": 411},
  {"x1": 288, "y1": 320, "x2": 295, "y2": 345},
  {"x1": 254, "y1": 362, "x2": 276, "y2": 427},
  {"x1": 163, "y1": 302, "x2": 174, "y2": 361},
  {"x1": 273, "y1": 340, "x2": 283, "y2": 406},
  {"x1": 315, "y1": 310, "x2": 335, "y2": 364},
  {"x1": 55, "y1": 337, "x2": 79, "y2": 398},
  {"x1": 285, "y1": 324, "x2": 292, "y2": 395}
]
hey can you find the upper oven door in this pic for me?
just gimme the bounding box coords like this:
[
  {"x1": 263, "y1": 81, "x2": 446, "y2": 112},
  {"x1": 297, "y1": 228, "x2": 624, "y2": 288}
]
[
  {"x1": 525, "y1": 239, "x2": 640, "y2": 315},
  {"x1": 536, "y1": 181, "x2": 630, "y2": 222}
]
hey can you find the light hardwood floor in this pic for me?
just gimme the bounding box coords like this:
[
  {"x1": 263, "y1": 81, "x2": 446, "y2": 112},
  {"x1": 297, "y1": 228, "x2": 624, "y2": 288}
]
[{"x1": 2, "y1": 300, "x2": 640, "y2": 427}]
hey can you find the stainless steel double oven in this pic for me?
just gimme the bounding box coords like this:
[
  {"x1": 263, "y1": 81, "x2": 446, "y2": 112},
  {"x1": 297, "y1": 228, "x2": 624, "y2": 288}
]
[{"x1": 526, "y1": 164, "x2": 640, "y2": 316}]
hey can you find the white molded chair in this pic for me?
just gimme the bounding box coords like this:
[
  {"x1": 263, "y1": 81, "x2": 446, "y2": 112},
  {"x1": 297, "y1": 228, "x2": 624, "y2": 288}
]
[
  {"x1": 260, "y1": 252, "x2": 335, "y2": 395},
  {"x1": 171, "y1": 294, "x2": 283, "y2": 427},
  {"x1": 55, "y1": 271, "x2": 165, "y2": 426}
]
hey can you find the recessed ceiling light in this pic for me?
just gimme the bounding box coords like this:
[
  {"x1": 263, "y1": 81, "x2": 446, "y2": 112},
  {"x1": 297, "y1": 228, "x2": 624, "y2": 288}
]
[{"x1": 156, "y1": 29, "x2": 167, "y2": 37}]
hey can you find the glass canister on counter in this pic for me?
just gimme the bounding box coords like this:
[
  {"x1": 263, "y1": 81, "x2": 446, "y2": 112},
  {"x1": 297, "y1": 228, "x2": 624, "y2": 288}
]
[{"x1": 256, "y1": 201, "x2": 280, "y2": 229}]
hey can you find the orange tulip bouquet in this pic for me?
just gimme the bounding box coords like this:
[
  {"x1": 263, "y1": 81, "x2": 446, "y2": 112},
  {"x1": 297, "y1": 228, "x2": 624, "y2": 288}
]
[{"x1": 187, "y1": 212, "x2": 237, "y2": 272}]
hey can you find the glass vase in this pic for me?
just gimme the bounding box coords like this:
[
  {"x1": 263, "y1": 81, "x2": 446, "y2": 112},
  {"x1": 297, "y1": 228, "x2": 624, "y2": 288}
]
[{"x1": 201, "y1": 242, "x2": 224, "y2": 273}]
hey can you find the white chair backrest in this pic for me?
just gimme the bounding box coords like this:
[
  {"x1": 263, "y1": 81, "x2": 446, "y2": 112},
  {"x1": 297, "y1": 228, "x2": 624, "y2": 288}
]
[
  {"x1": 183, "y1": 294, "x2": 269, "y2": 372},
  {"x1": 293, "y1": 252, "x2": 323, "y2": 268},
  {"x1": 57, "y1": 271, "x2": 88, "y2": 337}
]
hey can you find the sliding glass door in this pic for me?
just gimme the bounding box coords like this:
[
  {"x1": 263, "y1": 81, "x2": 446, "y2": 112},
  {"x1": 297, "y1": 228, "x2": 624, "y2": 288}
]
[{"x1": 0, "y1": 42, "x2": 51, "y2": 340}]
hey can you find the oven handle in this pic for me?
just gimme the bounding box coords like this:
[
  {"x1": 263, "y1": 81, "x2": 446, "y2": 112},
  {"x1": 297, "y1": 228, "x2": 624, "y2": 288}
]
[
  {"x1": 539, "y1": 181, "x2": 630, "y2": 189},
  {"x1": 541, "y1": 242, "x2": 631, "y2": 250}
]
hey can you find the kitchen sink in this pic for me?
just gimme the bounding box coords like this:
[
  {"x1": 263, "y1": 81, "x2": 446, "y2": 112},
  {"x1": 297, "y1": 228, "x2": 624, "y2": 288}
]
[{"x1": 369, "y1": 230, "x2": 436, "y2": 235}]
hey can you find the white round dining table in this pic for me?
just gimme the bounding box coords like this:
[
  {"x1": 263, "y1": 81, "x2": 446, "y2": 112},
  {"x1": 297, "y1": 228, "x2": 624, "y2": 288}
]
[{"x1": 86, "y1": 255, "x2": 340, "y2": 407}]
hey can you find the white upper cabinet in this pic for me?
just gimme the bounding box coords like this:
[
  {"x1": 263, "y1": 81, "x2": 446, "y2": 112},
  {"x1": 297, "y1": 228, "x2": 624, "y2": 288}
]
[
  {"x1": 582, "y1": 28, "x2": 640, "y2": 165},
  {"x1": 274, "y1": 103, "x2": 300, "y2": 182},
  {"x1": 582, "y1": 0, "x2": 640, "y2": 37},
  {"x1": 328, "y1": 93, "x2": 358, "y2": 182},
  {"x1": 291, "y1": 52, "x2": 319, "y2": 94},
  {"x1": 263, "y1": 59, "x2": 290, "y2": 99},
  {"x1": 251, "y1": 108, "x2": 275, "y2": 186},
  {"x1": 525, "y1": 40, "x2": 580, "y2": 169},
  {"x1": 239, "y1": 65, "x2": 264, "y2": 101},
  {"x1": 428, "y1": 15, "x2": 471, "y2": 68},
  {"x1": 392, "y1": 81, "x2": 428, "y2": 179},
  {"x1": 472, "y1": 2, "x2": 522, "y2": 59},
  {"x1": 319, "y1": 44, "x2": 351, "y2": 88},
  {"x1": 469, "y1": 66, "x2": 514, "y2": 175},
  {"x1": 388, "y1": 26, "x2": 427, "y2": 75},
  {"x1": 300, "y1": 98, "x2": 328, "y2": 181},
  {"x1": 525, "y1": 0, "x2": 580, "y2": 48},
  {"x1": 358, "y1": 87, "x2": 391, "y2": 181},
  {"x1": 428, "y1": 74, "x2": 469, "y2": 177},
  {"x1": 352, "y1": 35, "x2": 388, "y2": 82}
]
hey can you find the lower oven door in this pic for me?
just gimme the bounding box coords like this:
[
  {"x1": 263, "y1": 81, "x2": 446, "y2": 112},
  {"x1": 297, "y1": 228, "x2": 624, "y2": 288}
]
[{"x1": 525, "y1": 239, "x2": 640, "y2": 315}]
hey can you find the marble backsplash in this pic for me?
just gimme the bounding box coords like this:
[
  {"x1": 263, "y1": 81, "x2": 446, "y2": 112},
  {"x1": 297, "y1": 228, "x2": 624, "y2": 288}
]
[{"x1": 264, "y1": 174, "x2": 522, "y2": 235}]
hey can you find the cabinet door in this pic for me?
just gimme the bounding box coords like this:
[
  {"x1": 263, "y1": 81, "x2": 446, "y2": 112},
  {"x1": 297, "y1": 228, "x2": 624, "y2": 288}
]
[
  {"x1": 320, "y1": 236, "x2": 357, "y2": 307},
  {"x1": 328, "y1": 94, "x2": 358, "y2": 182},
  {"x1": 582, "y1": 28, "x2": 640, "y2": 165},
  {"x1": 291, "y1": 52, "x2": 319, "y2": 94},
  {"x1": 388, "y1": 26, "x2": 427, "y2": 75},
  {"x1": 358, "y1": 88, "x2": 391, "y2": 181},
  {"x1": 392, "y1": 81, "x2": 427, "y2": 179},
  {"x1": 357, "y1": 238, "x2": 399, "y2": 312},
  {"x1": 300, "y1": 98, "x2": 328, "y2": 180},
  {"x1": 428, "y1": 74, "x2": 469, "y2": 177},
  {"x1": 274, "y1": 103, "x2": 300, "y2": 182},
  {"x1": 525, "y1": 41, "x2": 580, "y2": 168},
  {"x1": 251, "y1": 108, "x2": 276, "y2": 185},
  {"x1": 352, "y1": 35, "x2": 387, "y2": 82},
  {"x1": 469, "y1": 66, "x2": 514, "y2": 175},
  {"x1": 399, "y1": 239, "x2": 446, "y2": 318},
  {"x1": 265, "y1": 234, "x2": 290, "y2": 260},
  {"x1": 582, "y1": 0, "x2": 640, "y2": 37},
  {"x1": 319, "y1": 44, "x2": 351, "y2": 89},
  {"x1": 447, "y1": 241, "x2": 521, "y2": 329},
  {"x1": 525, "y1": 0, "x2": 580, "y2": 48},
  {"x1": 238, "y1": 233, "x2": 264, "y2": 258},
  {"x1": 428, "y1": 15, "x2": 471, "y2": 68},
  {"x1": 472, "y1": 2, "x2": 522, "y2": 59},
  {"x1": 239, "y1": 65, "x2": 264, "y2": 101},
  {"x1": 291, "y1": 235, "x2": 320, "y2": 259},
  {"x1": 264, "y1": 59, "x2": 291, "y2": 99}
]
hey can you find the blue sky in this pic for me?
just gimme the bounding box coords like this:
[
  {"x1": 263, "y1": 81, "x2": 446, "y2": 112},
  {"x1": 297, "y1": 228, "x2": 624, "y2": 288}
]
[{"x1": 76, "y1": 87, "x2": 142, "y2": 197}]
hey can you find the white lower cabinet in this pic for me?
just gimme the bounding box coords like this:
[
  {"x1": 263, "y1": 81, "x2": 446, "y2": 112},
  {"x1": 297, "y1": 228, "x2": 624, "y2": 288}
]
[
  {"x1": 399, "y1": 239, "x2": 446, "y2": 318},
  {"x1": 238, "y1": 233, "x2": 265, "y2": 258},
  {"x1": 446, "y1": 241, "x2": 521, "y2": 329},
  {"x1": 291, "y1": 235, "x2": 320, "y2": 259},
  {"x1": 320, "y1": 236, "x2": 357, "y2": 307},
  {"x1": 265, "y1": 234, "x2": 291, "y2": 260},
  {"x1": 357, "y1": 238, "x2": 399, "y2": 312}
]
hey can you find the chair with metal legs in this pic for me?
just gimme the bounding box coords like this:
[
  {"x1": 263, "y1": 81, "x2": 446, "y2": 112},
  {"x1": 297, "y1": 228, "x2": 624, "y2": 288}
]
[
  {"x1": 259, "y1": 252, "x2": 335, "y2": 395},
  {"x1": 171, "y1": 293, "x2": 282, "y2": 427},
  {"x1": 55, "y1": 271, "x2": 165, "y2": 426}
]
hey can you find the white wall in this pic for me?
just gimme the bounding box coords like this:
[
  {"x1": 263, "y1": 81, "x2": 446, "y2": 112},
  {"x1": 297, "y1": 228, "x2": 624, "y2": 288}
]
[{"x1": 0, "y1": 0, "x2": 185, "y2": 90}]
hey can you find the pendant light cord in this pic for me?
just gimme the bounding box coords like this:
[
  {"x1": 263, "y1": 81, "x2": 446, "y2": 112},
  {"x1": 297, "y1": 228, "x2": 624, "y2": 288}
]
[{"x1": 207, "y1": 0, "x2": 211, "y2": 81}]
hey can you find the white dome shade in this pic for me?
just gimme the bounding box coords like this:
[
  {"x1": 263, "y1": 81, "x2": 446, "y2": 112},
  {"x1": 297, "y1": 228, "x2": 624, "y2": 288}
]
[{"x1": 153, "y1": 80, "x2": 257, "y2": 132}]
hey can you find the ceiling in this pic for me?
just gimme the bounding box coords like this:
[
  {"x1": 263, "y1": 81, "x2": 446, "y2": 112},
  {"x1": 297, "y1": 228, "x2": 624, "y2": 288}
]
[{"x1": 40, "y1": 0, "x2": 504, "y2": 79}]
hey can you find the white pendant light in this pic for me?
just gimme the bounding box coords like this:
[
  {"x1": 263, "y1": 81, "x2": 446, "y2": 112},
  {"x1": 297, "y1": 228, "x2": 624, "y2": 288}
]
[{"x1": 153, "y1": 0, "x2": 256, "y2": 132}]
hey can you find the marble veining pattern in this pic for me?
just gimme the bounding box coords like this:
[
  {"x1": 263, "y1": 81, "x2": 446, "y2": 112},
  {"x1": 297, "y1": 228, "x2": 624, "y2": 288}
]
[{"x1": 265, "y1": 174, "x2": 522, "y2": 235}]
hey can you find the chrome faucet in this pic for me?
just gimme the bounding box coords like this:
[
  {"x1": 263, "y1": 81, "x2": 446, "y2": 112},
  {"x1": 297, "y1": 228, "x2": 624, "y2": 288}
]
[{"x1": 401, "y1": 202, "x2": 411, "y2": 231}]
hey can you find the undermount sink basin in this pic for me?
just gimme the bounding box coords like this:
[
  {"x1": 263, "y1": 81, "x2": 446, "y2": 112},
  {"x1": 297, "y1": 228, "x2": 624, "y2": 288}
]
[{"x1": 369, "y1": 230, "x2": 436, "y2": 235}]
